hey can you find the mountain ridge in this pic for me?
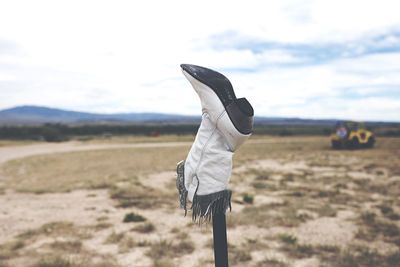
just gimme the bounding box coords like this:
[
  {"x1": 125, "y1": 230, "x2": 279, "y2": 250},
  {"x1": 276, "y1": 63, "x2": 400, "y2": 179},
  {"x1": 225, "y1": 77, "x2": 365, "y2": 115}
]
[
  {"x1": 0, "y1": 105, "x2": 200, "y2": 125},
  {"x1": 0, "y1": 105, "x2": 397, "y2": 126}
]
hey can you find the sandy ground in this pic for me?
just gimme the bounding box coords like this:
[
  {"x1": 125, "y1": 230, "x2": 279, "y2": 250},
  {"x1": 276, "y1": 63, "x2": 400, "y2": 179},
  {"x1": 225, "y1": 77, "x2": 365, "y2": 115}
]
[
  {"x1": 0, "y1": 141, "x2": 185, "y2": 235},
  {"x1": 0, "y1": 141, "x2": 193, "y2": 164},
  {"x1": 0, "y1": 139, "x2": 399, "y2": 267},
  {"x1": 0, "y1": 189, "x2": 113, "y2": 244},
  {"x1": 0, "y1": 142, "x2": 213, "y2": 266}
]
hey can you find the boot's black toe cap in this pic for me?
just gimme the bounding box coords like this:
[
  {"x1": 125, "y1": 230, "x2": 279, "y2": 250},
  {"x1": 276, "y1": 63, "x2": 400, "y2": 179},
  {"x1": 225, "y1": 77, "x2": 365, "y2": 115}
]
[
  {"x1": 180, "y1": 64, "x2": 236, "y2": 106},
  {"x1": 181, "y1": 64, "x2": 254, "y2": 135}
]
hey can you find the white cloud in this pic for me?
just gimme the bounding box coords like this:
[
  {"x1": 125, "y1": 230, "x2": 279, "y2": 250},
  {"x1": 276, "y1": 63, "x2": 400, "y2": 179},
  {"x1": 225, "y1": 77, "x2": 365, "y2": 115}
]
[{"x1": 0, "y1": 0, "x2": 399, "y2": 121}]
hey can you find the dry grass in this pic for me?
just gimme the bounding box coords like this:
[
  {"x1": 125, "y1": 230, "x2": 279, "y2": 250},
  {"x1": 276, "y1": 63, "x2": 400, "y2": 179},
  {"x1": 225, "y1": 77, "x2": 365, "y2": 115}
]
[
  {"x1": 2, "y1": 146, "x2": 189, "y2": 193},
  {"x1": 79, "y1": 134, "x2": 195, "y2": 144},
  {"x1": 229, "y1": 197, "x2": 327, "y2": 228},
  {"x1": 105, "y1": 231, "x2": 125, "y2": 244},
  {"x1": 109, "y1": 184, "x2": 167, "y2": 209},
  {"x1": 278, "y1": 233, "x2": 339, "y2": 259},
  {"x1": 18, "y1": 222, "x2": 91, "y2": 242},
  {"x1": 322, "y1": 245, "x2": 400, "y2": 267},
  {"x1": 234, "y1": 136, "x2": 329, "y2": 164},
  {"x1": 357, "y1": 211, "x2": 400, "y2": 246},
  {"x1": 0, "y1": 240, "x2": 24, "y2": 260},
  {"x1": 131, "y1": 222, "x2": 155, "y2": 233},
  {"x1": 32, "y1": 254, "x2": 122, "y2": 267},
  {"x1": 0, "y1": 140, "x2": 37, "y2": 147},
  {"x1": 146, "y1": 239, "x2": 195, "y2": 263},
  {"x1": 2, "y1": 225, "x2": 118, "y2": 266},
  {"x1": 49, "y1": 240, "x2": 83, "y2": 253},
  {"x1": 230, "y1": 137, "x2": 400, "y2": 266},
  {"x1": 92, "y1": 222, "x2": 112, "y2": 231},
  {"x1": 33, "y1": 255, "x2": 78, "y2": 267},
  {"x1": 150, "y1": 259, "x2": 175, "y2": 267},
  {"x1": 254, "y1": 258, "x2": 288, "y2": 267},
  {"x1": 230, "y1": 245, "x2": 252, "y2": 265},
  {"x1": 1, "y1": 135, "x2": 400, "y2": 266}
]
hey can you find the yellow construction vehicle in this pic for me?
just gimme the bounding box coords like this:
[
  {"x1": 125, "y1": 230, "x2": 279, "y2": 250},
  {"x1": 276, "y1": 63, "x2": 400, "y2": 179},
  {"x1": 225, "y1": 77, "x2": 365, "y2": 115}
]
[{"x1": 331, "y1": 121, "x2": 375, "y2": 149}]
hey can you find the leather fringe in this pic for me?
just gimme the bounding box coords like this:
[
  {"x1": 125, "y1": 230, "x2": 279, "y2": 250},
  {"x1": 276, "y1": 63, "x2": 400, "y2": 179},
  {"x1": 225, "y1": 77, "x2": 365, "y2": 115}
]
[
  {"x1": 176, "y1": 160, "x2": 188, "y2": 216},
  {"x1": 191, "y1": 189, "x2": 232, "y2": 224}
]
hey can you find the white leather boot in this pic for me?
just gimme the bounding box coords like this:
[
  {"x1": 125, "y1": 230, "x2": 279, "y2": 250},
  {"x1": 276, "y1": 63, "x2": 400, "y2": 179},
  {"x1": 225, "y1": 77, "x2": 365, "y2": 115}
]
[{"x1": 176, "y1": 64, "x2": 254, "y2": 222}]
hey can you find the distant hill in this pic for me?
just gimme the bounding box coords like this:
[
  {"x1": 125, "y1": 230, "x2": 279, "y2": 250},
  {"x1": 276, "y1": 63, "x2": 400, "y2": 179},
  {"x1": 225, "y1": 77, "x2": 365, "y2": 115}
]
[
  {"x1": 0, "y1": 105, "x2": 397, "y2": 126},
  {"x1": 0, "y1": 106, "x2": 200, "y2": 125}
]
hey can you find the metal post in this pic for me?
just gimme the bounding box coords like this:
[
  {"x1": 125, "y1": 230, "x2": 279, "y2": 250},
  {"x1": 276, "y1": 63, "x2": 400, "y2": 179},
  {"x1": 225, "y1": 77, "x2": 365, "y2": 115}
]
[{"x1": 212, "y1": 212, "x2": 229, "y2": 267}]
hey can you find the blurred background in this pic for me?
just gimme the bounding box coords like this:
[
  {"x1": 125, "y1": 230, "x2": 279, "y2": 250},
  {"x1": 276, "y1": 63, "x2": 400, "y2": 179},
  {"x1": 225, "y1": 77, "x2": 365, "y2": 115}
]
[{"x1": 0, "y1": 1, "x2": 399, "y2": 267}]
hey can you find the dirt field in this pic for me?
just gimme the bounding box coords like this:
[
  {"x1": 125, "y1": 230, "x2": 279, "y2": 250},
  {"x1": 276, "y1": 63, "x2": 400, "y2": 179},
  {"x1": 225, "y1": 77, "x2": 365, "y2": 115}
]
[{"x1": 0, "y1": 136, "x2": 399, "y2": 267}]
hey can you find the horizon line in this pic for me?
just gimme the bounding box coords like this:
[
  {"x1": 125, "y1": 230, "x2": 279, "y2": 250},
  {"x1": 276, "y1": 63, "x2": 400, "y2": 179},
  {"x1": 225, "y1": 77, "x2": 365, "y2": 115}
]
[{"x1": 1, "y1": 104, "x2": 399, "y2": 124}]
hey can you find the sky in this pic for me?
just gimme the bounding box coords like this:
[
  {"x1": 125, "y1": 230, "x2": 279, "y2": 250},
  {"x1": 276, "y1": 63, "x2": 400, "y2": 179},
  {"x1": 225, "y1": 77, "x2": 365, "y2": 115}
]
[{"x1": 0, "y1": 0, "x2": 400, "y2": 121}]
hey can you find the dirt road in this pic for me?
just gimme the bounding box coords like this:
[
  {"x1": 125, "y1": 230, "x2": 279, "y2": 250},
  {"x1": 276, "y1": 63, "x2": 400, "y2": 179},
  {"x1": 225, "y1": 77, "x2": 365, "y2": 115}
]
[
  {"x1": 0, "y1": 141, "x2": 193, "y2": 165},
  {"x1": 0, "y1": 137, "x2": 316, "y2": 165}
]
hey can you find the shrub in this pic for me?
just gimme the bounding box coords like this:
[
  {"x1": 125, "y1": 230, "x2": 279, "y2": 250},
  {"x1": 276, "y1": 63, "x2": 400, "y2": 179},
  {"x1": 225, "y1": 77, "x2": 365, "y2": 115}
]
[
  {"x1": 123, "y1": 212, "x2": 146, "y2": 223},
  {"x1": 243, "y1": 193, "x2": 254, "y2": 204}
]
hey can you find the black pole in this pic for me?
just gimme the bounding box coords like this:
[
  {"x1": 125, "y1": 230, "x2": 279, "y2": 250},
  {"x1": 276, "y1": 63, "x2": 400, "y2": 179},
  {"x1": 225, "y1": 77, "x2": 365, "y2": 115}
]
[{"x1": 213, "y1": 212, "x2": 229, "y2": 267}]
